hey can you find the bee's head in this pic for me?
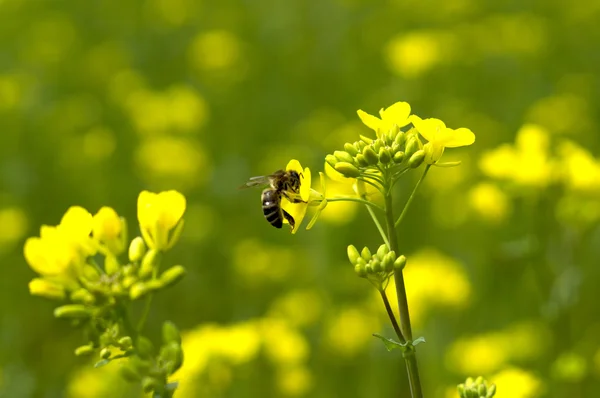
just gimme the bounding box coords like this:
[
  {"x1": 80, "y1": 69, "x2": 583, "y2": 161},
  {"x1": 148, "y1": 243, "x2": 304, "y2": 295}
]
[{"x1": 288, "y1": 170, "x2": 302, "y2": 190}]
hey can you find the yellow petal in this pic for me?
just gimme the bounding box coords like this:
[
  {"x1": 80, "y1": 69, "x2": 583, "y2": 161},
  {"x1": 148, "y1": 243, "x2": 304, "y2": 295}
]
[
  {"x1": 357, "y1": 110, "x2": 382, "y2": 131},
  {"x1": 299, "y1": 167, "x2": 311, "y2": 202},
  {"x1": 412, "y1": 117, "x2": 446, "y2": 143},
  {"x1": 93, "y1": 207, "x2": 122, "y2": 241},
  {"x1": 443, "y1": 128, "x2": 476, "y2": 148},
  {"x1": 156, "y1": 190, "x2": 187, "y2": 230},
  {"x1": 286, "y1": 159, "x2": 303, "y2": 174},
  {"x1": 137, "y1": 190, "x2": 157, "y2": 229},
  {"x1": 379, "y1": 102, "x2": 411, "y2": 127},
  {"x1": 60, "y1": 206, "x2": 93, "y2": 238}
]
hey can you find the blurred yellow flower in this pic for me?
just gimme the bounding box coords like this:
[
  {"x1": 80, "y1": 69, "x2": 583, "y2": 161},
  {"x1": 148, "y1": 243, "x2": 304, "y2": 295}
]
[
  {"x1": 384, "y1": 249, "x2": 471, "y2": 327},
  {"x1": 411, "y1": 116, "x2": 475, "y2": 164},
  {"x1": 281, "y1": 159, "x2": 311, "y2": 234},
  {"x1": 491, "y1": 367, "x2": 543, "y2": 398},
  {"x1": 92, "y1": 207, "x2": 125, "y2": 254},
  {"x1": 357, "y1": 101, "x2": 412, "y2": 138},
  {"x1": 276, "y1": 366, "x2": 313, "y2": 397},
  {"x1": 137, "y1": 190, "x2": 186, "y2": 251},
  {"x1": 557, "y1": 140, "x2": 600, "y2": 193},
  {"x1": 480, "y1": 124, "x2": 554, "y2": 188},
  {"x1": 468, "y1": 182, "x2": 511, "y2": 223},
  {"x1": 261, "y1": 319, "x2": 309, "y2": 365},
  {"x1": 325, "y1": 306, "x2": 380, "y2": 356},
  {"x1": 385, "y1": 31, "x2": 447, "y2": 78},
  {"x1": 0, "y1": 206, "x2": 28, "y2": 247},
  {"x1": 233, "y1": 239, "x2": 294, "y2": 286}
]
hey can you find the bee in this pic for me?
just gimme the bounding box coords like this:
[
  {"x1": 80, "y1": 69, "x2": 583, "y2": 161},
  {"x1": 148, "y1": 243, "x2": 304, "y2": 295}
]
[{"x1": 240, "y1": 169, "x2": 304, "y2": 229}]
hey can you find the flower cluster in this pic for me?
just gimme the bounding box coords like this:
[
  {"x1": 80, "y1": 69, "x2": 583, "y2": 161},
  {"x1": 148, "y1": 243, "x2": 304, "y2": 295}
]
[
  {"x1": 457, "y1": 376, "x2": 497, "y2": 398},
  {"x1": 24, "y1": 190, "x2": 187, "y2": 397}
]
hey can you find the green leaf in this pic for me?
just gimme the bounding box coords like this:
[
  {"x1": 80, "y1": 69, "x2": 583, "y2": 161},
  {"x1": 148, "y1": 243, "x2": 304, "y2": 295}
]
[
  {"x1": 412, "y1": 336, "x2": 426, "y2": 346},
  {"x1": 372, "y1": 333, "x2": 405, "y2": 352}
]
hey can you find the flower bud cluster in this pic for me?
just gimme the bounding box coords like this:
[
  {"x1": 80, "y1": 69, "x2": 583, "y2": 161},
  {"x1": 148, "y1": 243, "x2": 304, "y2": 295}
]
[
  {"x1": 457, "y1": 376, "x2": 497, "y2": 398},
  {"x1": 347, "y1": 244, "x2": 406, "y2": 286},
  {"x1": 326, "y1": 127, "x2": 425, "y2": 178}
]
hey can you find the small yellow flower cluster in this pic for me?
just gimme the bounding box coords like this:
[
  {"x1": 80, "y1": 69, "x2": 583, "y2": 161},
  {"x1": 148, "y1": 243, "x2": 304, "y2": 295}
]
[{"x1": 24, "y1": 190, "x2": 187, "y2": 397}]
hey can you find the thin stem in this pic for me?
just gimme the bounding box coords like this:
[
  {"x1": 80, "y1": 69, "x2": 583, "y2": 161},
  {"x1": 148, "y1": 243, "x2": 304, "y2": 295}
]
[
  {"x1": 384, "y1": 188, "x2": 423, "y2": 398},
  {"x1": 356, "y1": 177, "x2": 384, "y2": 193},
  {"x1": 365, "y1": 201, "x2": 390, "y2": 247},
  {"x1": 137, "y1": 263, "x2": 161, "y2": 333},
  {"x1": 379, "y1": 289, "x2": 405, "y2": 342},
  {"x1": 326, "y1": 197, "x2": 385, "y2": 212},
  {"x1": 394, "y1": 165, "x2": 430, "y2": 228}
]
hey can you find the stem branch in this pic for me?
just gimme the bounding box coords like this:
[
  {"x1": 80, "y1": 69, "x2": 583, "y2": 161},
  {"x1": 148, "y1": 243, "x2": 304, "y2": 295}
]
[{"x1": 394, "y1": 165, "x2": 430, "y2": 228}]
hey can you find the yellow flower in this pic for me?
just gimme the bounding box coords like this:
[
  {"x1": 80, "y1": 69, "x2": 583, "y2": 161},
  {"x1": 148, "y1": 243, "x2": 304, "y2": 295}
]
[
  {"x1": 137, "y1": 190, "x2": 186, "y2": 250},
  {"x1": 281, "y1": 159, "x2": 311, "y2": 234},
  {"x1": 357, "y1": 101, "x2": 412, "y2": 138},
  {"x1": 92, "y1": 207, "x2": 126, "y2": 254},
  {"x1": 411, "y1": 116, "x2": 475, "y2": 164}
]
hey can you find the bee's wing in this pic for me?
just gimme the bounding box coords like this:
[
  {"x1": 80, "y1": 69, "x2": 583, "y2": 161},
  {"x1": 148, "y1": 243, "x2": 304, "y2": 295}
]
[{"x1": 238, "y1": 175, "x2": 272, "y2": 189}]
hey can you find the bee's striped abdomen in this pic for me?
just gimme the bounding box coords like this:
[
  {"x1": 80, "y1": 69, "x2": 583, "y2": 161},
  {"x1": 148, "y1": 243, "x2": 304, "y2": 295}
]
[{"x1": 262, "y1": 188, "x2": 283, "y2": 228}]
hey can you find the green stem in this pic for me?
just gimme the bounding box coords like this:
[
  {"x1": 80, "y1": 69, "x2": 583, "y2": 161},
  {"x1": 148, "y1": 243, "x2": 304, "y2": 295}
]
[
  {"x1": 379, "y1": 289, "x2": 405, "y2": 343},
  {"x1": 394, "y1": 165, "x2": 430, "y2": 228},
  {"x1": 137, "y1": 263, "x2": 161, "y2": 333},
  {"x1": 365, "y1": 201, "x2": 390, "y2": 247},
  {"x1": 326, "y1": 197, "x2": 384, "y2": 212},
  {"x1": 384, "y1": 190, "x2": 423, "y2": 398},
  {"x1": 356, "y1": 177, "x2": 384, "y2": 193}
]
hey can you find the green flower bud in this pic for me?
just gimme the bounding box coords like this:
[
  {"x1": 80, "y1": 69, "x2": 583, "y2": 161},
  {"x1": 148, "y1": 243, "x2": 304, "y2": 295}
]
[
  {"x1": 385, "y1": 126, "x2": 399, "y2": 145},
  {"x1": 382, "y1": 251, "x2": 397, "y2": 272},
  {"x1": 162, "y1": 321, "x2": 182, "y2": 345},
  {"x1": 118, "y1": 336, "x2": 133, "y2": 349},
  {"x1": 376, "y1": 244, "x2": 389, "y2": 259},
  {"x1": 487, "y1": 384, "x2": 496, "y2": 397},
  {"x1": 75, "y1": 344, "x2": 95, "y2": 356},
  {"x1": 123, "y1": 264, "x2": 136, "y2": 277},
  {"x1": 359, "y1": 135, "x2": 373, "y2": 144},
  {"x1": 404, "y1": 136, "x2": 419, "y2": 158},
  {"x1": 100, "y1": 347, "x2": 111, "y2": 359},
  {"x1": 128, "y1": 236, "x2": 147, "y2": 263},
  {"x1": 354, "y1": 263, "x2": 367, "y2": 278},
  {"x1": 357, "y1": 140, "x2": 367, "y2": 150},
  {"x1": 104, "y1": 254, "x2": 120, "y2": 275},
  {"x1": 160, "y1": 341, "x2": 184, "y2": 374},
  {"x1": 142, "y1": 377, "x2": 160, "y2": 393},
  {"x1": 373, "y1": 139, "x2": 383, "y2": 153},
  {"x1": 478, "y1": 384, "x2": 487, "y2": 397},
  {"x1": 393, "y1": 151, "x2": 405, "y2": 164},
  {"x1": 111, "y1": 284, "x2": 125, "y2": 296},
  {"x1": 136, "y1": 336, "x2": 155, "y2": 358},
  {"x1": 54, "y1": 304, "x2": 91, "y2": 319},
  {"x1": 360, "y1": 247, "x2": 372, "y2": 261},
  {"x1": 159, "y1": 265, "x2": 186, "y2": 288},
  {"x1": 82, "y1": 264, "x2": 101, "y2": 282},
  {"x1": 365, "y1": 262, "x2": 373, "y2": 274},
  {"x1": 353, "y1": 142, "x2": 362, "y2": 152},
  {"x1": 139, "y1": 249, "x2": 161, "y2": 279},
  {"x1": 130, "y1": 282, "x2": 149, "y2": 300},
  {"x1": 28, "y1": 278, "x2": 66, "y2": 300},
  {"x1": 362, "y1": 146, "x2": 379, "y2": 165},
  {"x1": 391, "y1": 142, "x2": 401, "y2": 154},
  {"x1": 457, "y1": 384, "x2": 466, "y2": 398},
  {"x1": 325, "y1": 154, "x2": 338, "y2": 168},
  {"x1": 475, "y1": 376, "x2": 484, "y2": 385},
  {"x1": 355, "y1": 154, "x2": 368, "y2": 167},
  {"x1": 146, "y1": 279, "x2": 162, "y2": 291},
  {"x1": 408, "y1": 150, "x2": 425, "y2": 168},
  {"x1": 122, "y1": 275, "x2": 137, "y2": 289},
  {"x1": 394, "y1": 255, "x2": 407, "y2": 271},
  {"x1": 120, "y1": 363, "x2": 142, "y2": 382},
  {"x1": 334, "y1": 162, "x2": 361, "y2": 178},
  {"x1": 378, "y1": 147, "x2": 392, "y2": 164},
  {"x1": 347, "y1": 245, "x2": 360, "y2": 264},
  {"x1": 70, "y1": 288, "x2": 95, "y2": 305},
  {"x1": 395, "y1": 131, "x2": 406, "y2": 147},
  {"x1": 344, "y1": 143, "x2": 359, "y2": 156},
  {"x1": 334, "y1": 150, "x2": 355, "y2": 164},
  {"x1": 371, "y1": 258, "x2": 382, "y2": 273}
]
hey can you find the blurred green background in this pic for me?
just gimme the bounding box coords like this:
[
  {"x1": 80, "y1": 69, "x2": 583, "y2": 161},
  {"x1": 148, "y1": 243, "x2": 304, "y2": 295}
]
[{"x1": 2, "y1": 0, "x2": 600, "y2": 397}]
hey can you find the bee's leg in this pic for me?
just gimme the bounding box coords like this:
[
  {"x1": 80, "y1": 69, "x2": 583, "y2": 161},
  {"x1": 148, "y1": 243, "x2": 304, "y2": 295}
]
[
  {"x1": 282, "y1": 192, "x2": 305, "y2": 204},
  {"x1": 281, "y1": 209, "x2": 296, "y2": 230}
]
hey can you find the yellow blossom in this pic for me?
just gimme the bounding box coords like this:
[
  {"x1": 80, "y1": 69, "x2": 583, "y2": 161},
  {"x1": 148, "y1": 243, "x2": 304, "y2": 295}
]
[
  {"x1": 92, "y1": 207, "x2": 125, "y2": 254},
  {"x1": 357, "y1": 101, "x2": 412, "y2": 138},
  {"x1": 411, "y1": 116, "x2": 475, "y2": 164},
  {"x1": 137, "y1": 190, "x2": 186, "y2": 250},
  {"x1": 281, "y1": 159, "x2": 312, "y2": 234}
]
